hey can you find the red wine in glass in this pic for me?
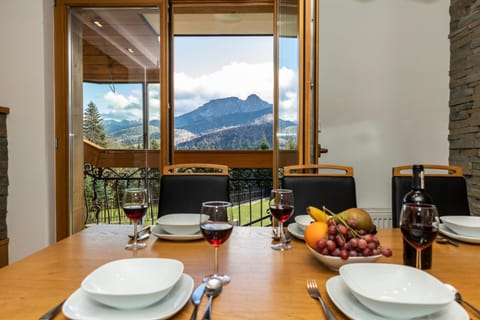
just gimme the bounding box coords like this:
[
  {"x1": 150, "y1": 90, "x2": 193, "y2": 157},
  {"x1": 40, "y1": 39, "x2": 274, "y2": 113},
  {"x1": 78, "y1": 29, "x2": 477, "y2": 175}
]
[
  {"x1": 200, "y1": 201, "x2": 233, "y2": 284},
  {"x1": 123, "y1": 205, "x2": 148, "y2": 222},
  {"x1": 270, "y1": 205, "x2": 294, "y2": 223},
  {"x1": 269, "y1": 189, "x2": 294, "y2": 251},
  {"x1": 200, "y1": 222, "x2": 233, "y2": 247},
  {"x1": 401, "y1": 224, "x2": 438, "y2": 250},
  {"x1": 399, "y1": 203, "x2": 438, "y2": 269},
  {"x1": 122, "y1": 188, "x2": 149, "y2": 250}
]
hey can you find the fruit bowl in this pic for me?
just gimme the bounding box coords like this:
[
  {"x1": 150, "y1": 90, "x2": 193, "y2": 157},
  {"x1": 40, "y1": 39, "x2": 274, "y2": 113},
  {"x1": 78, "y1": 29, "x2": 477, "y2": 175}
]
[{"x1": 306, "y1": 244, "x2": 382, "y2": 272}]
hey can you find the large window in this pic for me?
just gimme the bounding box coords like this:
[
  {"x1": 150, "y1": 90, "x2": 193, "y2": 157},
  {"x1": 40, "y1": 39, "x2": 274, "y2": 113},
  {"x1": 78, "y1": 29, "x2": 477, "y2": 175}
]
[
  {"x1": 80, "y1": 10, "x2": 288, "y2": 155},
  {"x1": 55, "y1": 0, "x2": 318, "y2": 239}
]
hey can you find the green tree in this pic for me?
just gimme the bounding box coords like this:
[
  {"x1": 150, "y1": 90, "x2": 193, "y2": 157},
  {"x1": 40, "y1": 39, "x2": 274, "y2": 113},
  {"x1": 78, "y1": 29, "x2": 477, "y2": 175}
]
[
  {"x1": 285, "y1": 138, "x2": 297, "y2": 150},
  {"x1": 83, "y1": 101, "x2": 108, "y2": 147},
  {"x1": 260, "y1": 132, "x2": 270, "y2": 150},
  {"x1": 150, "y1": 139, "x2": 160, "y2": 150}
]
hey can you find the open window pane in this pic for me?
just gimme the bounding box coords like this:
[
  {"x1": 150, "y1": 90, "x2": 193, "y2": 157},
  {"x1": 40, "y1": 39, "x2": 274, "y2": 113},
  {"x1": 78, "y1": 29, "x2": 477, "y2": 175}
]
[{"x1": 68, "y1": 6, "x2": 162, "y2": 232}]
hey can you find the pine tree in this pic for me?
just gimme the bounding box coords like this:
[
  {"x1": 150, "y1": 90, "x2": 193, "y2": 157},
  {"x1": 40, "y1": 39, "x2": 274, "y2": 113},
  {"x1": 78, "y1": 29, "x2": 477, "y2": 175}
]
[
  {"x1": 285, "y1": 138, "x2": 297, "y2": 150},
  {"x1": 83, "y1": 101, "x2": 108, "y2": 147},
  {"x1": 150, "y1": 139, "x2": 160, "y2": 150},
  {"x1": 260, "y1": 132, "x2": 270, "y2": 150}
]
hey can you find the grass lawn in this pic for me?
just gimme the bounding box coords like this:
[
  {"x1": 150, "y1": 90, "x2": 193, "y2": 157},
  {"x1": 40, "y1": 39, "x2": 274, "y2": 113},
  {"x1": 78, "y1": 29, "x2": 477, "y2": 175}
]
[{"x1": 86, "y1": 198, "x2": 271, "y2": 227}]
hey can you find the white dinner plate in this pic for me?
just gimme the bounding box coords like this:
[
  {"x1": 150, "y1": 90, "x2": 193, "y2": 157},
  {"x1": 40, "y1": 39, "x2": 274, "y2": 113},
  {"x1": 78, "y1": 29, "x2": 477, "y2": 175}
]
[
  {"x1": 326, "y1": 276, "x2": 468, "y2": 320},
  {"x1": 439, "y1": 224, "x2": 480, "y2": 244},
  {"x1": 287, "y1": 223, "x2": 304, "y2": 240},
  {"x1": 63, "y1": 273, "x2": 194, "y2": 320},
  {"x1": 151, "y1": 225, "x2": 204, "y2": 241}
]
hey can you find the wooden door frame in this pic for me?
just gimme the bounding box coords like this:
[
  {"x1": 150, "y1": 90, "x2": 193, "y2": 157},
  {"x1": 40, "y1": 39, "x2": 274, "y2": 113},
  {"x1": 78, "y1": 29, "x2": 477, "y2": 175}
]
[
  {"x1": 54, "y1": 0, "x2": 315, "y2": 240},
  {"x1": 54, "y1": 0, "x2": 168, "y2": 240}
]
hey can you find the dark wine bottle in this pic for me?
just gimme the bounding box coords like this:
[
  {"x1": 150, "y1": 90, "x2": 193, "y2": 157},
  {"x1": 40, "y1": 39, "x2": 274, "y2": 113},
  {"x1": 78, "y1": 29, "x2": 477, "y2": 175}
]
[{"x1": 402, "y1": 164, "x2": 433, "y2": 269}]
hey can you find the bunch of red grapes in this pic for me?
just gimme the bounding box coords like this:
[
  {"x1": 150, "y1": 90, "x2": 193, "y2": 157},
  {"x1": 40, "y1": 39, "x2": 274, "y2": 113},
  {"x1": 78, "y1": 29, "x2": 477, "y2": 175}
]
[{"x1": 314, "y1": 217, "x2": 393, "y2": 260}]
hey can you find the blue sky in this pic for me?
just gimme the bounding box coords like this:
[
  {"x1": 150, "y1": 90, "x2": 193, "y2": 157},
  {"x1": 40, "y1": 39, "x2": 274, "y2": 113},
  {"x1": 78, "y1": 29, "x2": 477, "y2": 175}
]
[{"x1": 83, "y1": 36, "x2": 298, "y2": 122}]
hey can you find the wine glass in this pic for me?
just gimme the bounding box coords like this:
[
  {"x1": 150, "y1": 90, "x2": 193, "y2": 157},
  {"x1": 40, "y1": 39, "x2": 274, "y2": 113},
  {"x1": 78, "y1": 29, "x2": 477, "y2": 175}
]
[
  {"x1": 200, "y1": 201, "x2": 233, "y2": 284},
  {"x1": 269, "y1": 189, "x2": 294, "y2": 251},
  {"x1": 400, "y1": 203, "x2": 439, "y2": 269},
  {"x1": 122, "y1": 188, "x2": 149, "y2": 250}
]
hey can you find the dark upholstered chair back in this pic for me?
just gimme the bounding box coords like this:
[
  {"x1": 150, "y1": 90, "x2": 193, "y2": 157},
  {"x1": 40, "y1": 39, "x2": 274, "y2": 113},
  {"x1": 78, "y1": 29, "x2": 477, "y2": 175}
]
[
  {"x1": 391, "y1": 164, "x2": 470, "y2": 227},
  {"x1": 158, "y1": 163, "x2": 230, "y2": 217},
  {"x1": 282, "y1": 164, "x2": 357, "y2": 225}
]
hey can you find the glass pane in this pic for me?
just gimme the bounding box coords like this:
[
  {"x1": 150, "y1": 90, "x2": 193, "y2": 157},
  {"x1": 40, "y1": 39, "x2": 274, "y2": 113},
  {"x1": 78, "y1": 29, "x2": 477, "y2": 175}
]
[
  {"x1": 68, "y1": 7, "x2": 161, "y2": 232},
  {"x1": 277, "y1": 0, "x2": 299, "y2": 168},
  {"x1": 173, "y1": 13, "x2": 274, "y2": 151}
]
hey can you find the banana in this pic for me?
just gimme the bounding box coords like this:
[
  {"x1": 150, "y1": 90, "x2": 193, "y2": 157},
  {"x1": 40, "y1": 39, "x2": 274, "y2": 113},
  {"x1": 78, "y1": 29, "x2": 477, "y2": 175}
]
[{"x1": 306, "y1": 206, "x2": 330, "y2": 223}]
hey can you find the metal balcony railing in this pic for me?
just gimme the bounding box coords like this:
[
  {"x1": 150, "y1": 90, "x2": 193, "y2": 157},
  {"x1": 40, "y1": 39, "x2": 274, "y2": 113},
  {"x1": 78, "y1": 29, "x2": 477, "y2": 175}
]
[{"x1": 84, "y1": 164, "x2": 273, "y2": 227}]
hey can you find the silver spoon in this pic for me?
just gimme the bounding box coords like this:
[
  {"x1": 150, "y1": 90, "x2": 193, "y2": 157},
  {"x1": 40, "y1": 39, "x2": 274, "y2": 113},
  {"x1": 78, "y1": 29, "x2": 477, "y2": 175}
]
[
  {"x1": 202, "y1": 278, "x2": 223, "y2": 320},
  {"x1": 445, "y1": 284, "x2": 480, "y2": 316}
]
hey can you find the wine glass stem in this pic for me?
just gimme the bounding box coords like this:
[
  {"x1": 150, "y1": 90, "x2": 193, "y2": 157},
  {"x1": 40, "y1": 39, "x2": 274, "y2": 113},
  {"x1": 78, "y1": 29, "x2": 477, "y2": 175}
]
[
  {"x1": 133, "y1": 222, "x2": 138, "y2": 247},
  {"x1": 279, "y1": 222, "x2": 285, "y2": 246},
  {"x1": 416, "y1": 248, "x2": 421, "y2": 269},
  {"x1": 214, "y1": 246, "x2": 219, "y2": 275}
]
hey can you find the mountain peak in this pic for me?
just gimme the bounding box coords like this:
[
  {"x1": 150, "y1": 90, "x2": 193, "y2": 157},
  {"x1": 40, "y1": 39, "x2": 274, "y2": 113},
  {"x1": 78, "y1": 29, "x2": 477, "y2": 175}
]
[
  {"x1": 175, "y1": 95, "x2": 272, "y2": 129},
  {"x1": 246, "y1": 94, "x2": 261, "y2": 102}
]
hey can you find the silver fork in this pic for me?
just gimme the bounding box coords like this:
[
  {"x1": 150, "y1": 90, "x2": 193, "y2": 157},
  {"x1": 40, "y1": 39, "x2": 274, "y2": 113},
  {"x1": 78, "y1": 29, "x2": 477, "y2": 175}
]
[{"x1": 306, "y1": 279, "x2": 336, "y2": 320}]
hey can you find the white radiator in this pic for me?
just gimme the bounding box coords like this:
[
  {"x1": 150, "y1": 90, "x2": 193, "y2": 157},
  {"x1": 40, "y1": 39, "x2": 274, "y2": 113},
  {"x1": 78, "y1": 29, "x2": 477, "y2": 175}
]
[{"x1": 364, "y1": 208, "x2": 393, "y2": 228}]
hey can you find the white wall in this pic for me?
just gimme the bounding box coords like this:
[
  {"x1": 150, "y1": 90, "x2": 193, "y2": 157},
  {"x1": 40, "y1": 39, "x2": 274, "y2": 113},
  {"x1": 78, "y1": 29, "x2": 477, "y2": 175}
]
[
  {"x1": 0, "y1": 0, "x2": 55, "y2": 263},
  {"x1": 319, "y1": 0, "x2": 450, "y2": 212},
  {"x1": 0, "y1": 0, "x2": 449, "y2": 262}
]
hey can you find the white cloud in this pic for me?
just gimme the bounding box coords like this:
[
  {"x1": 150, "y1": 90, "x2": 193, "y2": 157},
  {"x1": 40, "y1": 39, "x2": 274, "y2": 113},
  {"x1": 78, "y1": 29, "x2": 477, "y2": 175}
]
[
  {"x1": 148, "y1": 85, "x2": 160, "y2": 120},
  {"x1": 174, "y1": 61, "x2": 298, "y2": 121},
  {"x1": 279, "y1": 66, "x2": 298, "y2": 121},
  {"x1": 97, "y1": 62, "x2": 298, "y2": 122},
  {"x1": 174, "y1": 61, "x2": 275, "y2": 115},
  {"x1": 103, "y1": 91, "x2": 142, "y2": 121}
]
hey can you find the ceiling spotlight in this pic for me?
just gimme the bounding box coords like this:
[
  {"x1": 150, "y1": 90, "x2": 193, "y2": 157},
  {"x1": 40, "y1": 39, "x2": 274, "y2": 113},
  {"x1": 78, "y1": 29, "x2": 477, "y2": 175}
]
[{"x1": 127, "y1": 48, "x2": 135, "y2": 53}]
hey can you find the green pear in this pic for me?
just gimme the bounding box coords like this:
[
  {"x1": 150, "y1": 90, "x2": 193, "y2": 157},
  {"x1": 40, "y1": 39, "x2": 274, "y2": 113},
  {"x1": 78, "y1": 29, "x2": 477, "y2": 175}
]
[{"x1": 333, "y1": 208, "x2": 375, "y2": 233}]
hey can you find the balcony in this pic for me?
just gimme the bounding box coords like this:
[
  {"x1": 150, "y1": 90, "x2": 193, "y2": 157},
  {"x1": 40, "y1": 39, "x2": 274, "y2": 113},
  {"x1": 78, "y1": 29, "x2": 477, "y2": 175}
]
[{"x1": 83, "y1": 141, "x2": 273, "y2": 227}]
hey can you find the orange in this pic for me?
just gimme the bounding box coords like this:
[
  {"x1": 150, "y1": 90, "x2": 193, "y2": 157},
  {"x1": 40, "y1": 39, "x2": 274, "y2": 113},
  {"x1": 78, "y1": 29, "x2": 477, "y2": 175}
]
[{"x1": 303, "y1": 221, "x2": 328, "y2": 249}]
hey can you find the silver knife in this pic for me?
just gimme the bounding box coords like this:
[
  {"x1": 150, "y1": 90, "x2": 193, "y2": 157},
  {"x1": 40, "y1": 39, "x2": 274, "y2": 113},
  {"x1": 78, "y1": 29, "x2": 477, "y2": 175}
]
[
  {"x1": 39, "y1": 299, "x2": 65, "y2": 320},
  {"x1": 128, "y1": 225, "x2": 151, "y2": 239},
  {"x1": 190, "y1": 282, "x2": 206, "y2": 320}
]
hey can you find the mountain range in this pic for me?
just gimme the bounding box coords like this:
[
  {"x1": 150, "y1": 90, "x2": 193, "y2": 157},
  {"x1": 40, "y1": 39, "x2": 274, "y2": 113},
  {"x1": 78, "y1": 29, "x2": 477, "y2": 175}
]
[{"x1": 103, "y1": 94, "x2": 297, "y2": 149}]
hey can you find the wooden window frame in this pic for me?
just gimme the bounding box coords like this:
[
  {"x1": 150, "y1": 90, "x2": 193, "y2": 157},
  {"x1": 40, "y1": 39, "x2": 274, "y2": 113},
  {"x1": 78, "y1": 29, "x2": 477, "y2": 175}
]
[{"x1": 54, "y1": 0, "x2": 317, "y2": 240}]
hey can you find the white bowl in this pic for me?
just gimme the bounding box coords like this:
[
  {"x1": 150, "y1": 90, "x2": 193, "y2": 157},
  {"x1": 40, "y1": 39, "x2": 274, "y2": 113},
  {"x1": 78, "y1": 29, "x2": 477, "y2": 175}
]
[
  {"x1": 441, "y1": 215, "x2": 480, "y2": 238},
  {"x1": 339, "y1": 263, "x2": 454, "y2": 319},
  {"x1": 295, "y1": 215, "x2": 314, "y2": 232},
  {"x1": 157, "y1": 213, "x2": 209, "y2": 235},
  {"x1": 306, "y1": 244, "x2": 381, "y2": 272},
  {"x1": 81, "y1": 258, "x2": 184, "y2": 309}
]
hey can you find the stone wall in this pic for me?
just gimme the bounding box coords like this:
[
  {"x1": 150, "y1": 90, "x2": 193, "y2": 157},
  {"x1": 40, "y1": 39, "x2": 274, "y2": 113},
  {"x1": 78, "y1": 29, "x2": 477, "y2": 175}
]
[{"x1": 449, "y1": 0, "x2": 480, "y2": 215}]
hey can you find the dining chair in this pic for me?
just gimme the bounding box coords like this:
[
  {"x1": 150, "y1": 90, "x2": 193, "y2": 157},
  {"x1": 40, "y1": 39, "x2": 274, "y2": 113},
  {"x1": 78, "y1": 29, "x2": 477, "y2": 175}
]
[
  {"x1": 282, "y1": 164, "x2": 357, "y2": 225},
  {"x1": 391, "y1": 164, "x2": 470, "y2": 227},
  {"x1": 158, "y1": 163, "x2": 230, "y2": 217}
]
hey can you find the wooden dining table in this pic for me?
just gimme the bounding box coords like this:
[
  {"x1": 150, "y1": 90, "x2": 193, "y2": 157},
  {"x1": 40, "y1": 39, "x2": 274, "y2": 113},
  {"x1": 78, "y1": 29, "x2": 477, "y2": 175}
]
[{"x1": 0, "y1": 225, "x2": 478, "y2": 319}]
